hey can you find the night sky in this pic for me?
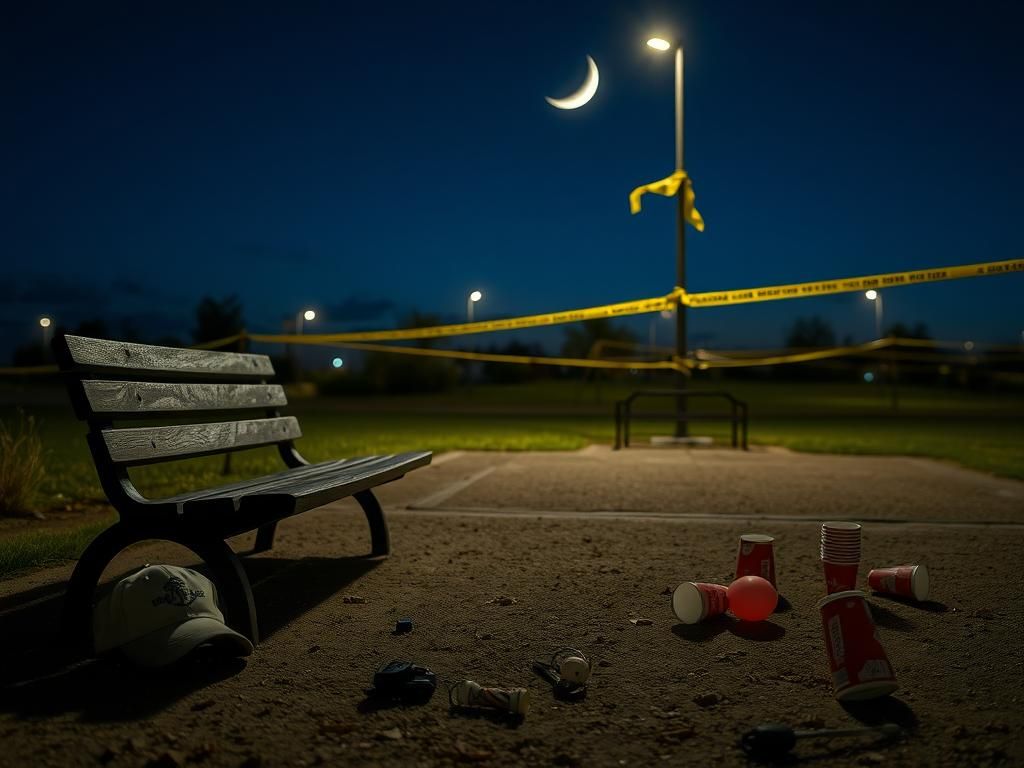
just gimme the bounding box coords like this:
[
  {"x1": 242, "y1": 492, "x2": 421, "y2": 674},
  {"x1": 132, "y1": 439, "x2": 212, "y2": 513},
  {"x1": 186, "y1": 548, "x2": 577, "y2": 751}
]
[{"x1": 4, "y1": 1, "x2": 1023, "y2": 362}]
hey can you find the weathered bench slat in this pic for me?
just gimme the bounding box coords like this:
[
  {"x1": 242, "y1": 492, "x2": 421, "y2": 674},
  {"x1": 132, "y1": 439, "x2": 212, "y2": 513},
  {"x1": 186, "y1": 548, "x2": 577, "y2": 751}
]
[
  {"x1": 60, "y1": 335, "x2": 273, "y2": 378},
  {"x1": 101, "y1": 416, "x2": 302, "y2": 464},
  {"x1": 241, "y1": 451, "x2": 433, "y2": 514},
  {"x1": 163, "y1": 457, "x2": 379, "y2": 504},
  {"x1": 82, "y1": 381, "x2": 288, "y2": 415}
]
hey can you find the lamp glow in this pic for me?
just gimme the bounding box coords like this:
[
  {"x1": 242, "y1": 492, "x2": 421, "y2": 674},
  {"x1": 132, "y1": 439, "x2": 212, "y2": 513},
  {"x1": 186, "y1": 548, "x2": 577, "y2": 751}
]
[
  {"x1": 39, "y1": 317, "x2": 52, "y2": 328},
  {"x1": 646, "y1": 37, "x2": 671, "y2": 51},
  {"x1": 332, "y1": 357, "x2": 344, "y2": 368},
  {"x1": 469, "y1": 291, "x2": 482, "y2": 302},
  {"x1": 303, "y1": 309, "x2": 316, "y2": 321},
  {"x1": 864, "y1": 290, "x2": 878, "y2": 301}
]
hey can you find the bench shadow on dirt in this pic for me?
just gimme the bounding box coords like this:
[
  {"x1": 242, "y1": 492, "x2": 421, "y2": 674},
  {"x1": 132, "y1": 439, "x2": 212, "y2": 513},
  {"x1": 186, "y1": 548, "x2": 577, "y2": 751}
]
[{"x1": 0, "y1": 554, "x2": 378, "y2": 722}]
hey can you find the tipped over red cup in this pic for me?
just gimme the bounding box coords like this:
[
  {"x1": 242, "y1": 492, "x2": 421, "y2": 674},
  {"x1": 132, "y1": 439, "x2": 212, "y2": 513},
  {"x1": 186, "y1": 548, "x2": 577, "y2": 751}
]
[
  {"x1": 818, "y1": 590, "x2": 898, "y2": 701},
  {"x1": 672, "y1": 582, "x2": 729, "y2": 624},
  {"x1": 868, "y1": 564, "x2": 929, "y2": 601}
]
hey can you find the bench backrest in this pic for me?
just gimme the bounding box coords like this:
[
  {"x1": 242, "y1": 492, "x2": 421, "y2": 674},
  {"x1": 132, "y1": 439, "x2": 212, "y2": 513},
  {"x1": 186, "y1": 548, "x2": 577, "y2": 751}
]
[{"x1": 54, "y1": 335, "x2": 300, "y2": 469}]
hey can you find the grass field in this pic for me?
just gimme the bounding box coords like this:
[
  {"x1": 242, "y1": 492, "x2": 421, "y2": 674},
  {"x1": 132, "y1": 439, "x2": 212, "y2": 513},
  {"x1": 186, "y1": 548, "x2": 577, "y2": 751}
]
[{"x1": 0, "y1": 377, "x2": 1021, "y2": 575}]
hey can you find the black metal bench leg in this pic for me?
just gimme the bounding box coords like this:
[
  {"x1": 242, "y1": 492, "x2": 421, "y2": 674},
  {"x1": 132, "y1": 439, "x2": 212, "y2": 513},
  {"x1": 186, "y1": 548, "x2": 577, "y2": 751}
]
[
  {"x1": 354, "y1": 489, "x2": 390, "y2": 557},
  {"x1": 189, "y1": 537, "x2": 260, "y2": 644},
  {"x1": 62, "y1": 522, "x2": 138, "y2": 654},
  {"x1": 252, "y1": 522, "x2": 278, "y2": 553}
]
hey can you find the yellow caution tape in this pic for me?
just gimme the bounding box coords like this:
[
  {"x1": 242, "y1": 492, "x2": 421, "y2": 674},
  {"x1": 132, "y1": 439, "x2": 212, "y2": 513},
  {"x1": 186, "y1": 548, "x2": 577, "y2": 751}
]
[
  {"x1": 629, "y1": 170, "x2": 704, "y2": 231},
  {"x1": 690, "y1": 337, "x2": 1023, "y2": 369},
  {"x1": 191, "y1": 333, "x2": 245, "y2": 350},
  {"x1": 684, "y1": 258, "x2": 1024, "y2": 307},
  {"x1": 1, "y1": 258, "x2": 1019, "y2": 375},
  {"x1": 248, "y1": 290, "x2": 682, "y2": 344},
  {"x1": 270, "y1": 337, "x2": 690, "y2": 371}
]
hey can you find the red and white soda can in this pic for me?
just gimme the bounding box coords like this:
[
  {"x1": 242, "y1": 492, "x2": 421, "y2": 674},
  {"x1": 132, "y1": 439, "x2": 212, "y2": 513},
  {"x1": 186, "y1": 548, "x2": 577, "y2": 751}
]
[
  {"x1": 817, "y1": 590, "x2": 898, "y2": 701},
  {"x1": 868, "y1": 564, "x2": 929, "y2": 601},
  {"x1": 735, "y1": 534, "x2": 777, "y2": 588},
  {"x1": 672, "y1": 582, "x2": 729, "y2": 624}
]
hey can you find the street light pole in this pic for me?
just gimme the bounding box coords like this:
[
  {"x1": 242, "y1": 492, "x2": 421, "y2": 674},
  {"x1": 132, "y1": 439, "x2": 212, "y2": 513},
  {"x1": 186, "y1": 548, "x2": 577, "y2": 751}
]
[
  {"x1": 673, "y1": 43, "x2": 689, "y2": 437},
  {"x1": 39, "y1": 316, "x2": 53, "y2": 350},
  {"x1": 865, "y1": 290, "x2": 883, "y2": 339},
  {"x1": 467, "y1": 290, "x2": 482, "y2": 323}
]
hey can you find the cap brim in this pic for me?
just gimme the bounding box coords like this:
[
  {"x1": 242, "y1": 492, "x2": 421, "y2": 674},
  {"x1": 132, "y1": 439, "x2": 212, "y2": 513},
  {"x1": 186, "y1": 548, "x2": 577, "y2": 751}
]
[{"x1": 119, "y1": 616, "x2": 253, "y2": 668}]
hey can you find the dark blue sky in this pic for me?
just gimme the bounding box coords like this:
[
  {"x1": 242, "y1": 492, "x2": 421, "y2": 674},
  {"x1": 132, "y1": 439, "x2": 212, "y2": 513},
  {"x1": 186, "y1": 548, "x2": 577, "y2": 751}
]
[{"x1": 3, "y1": 1, "x2": 1023, "y2": 361}]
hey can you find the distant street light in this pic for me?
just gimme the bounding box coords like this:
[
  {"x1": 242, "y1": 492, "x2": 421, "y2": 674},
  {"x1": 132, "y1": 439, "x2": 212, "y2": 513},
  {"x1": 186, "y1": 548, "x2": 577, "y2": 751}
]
[
  {"x1": 467, "y1": 290, "x2": 483, "y2": 323},
  {"x1": 332, "y1": 357, "x2": 344, "y2": 369},
  {"x1": 865, "y1": 290, "x2": 884, "y2": 339},
  {"x1": 39, "y1": 316, "x2": 53, "y2": 349},
  {"x1": 297, "y1": 308, "x2": 316, "y2": 335}
]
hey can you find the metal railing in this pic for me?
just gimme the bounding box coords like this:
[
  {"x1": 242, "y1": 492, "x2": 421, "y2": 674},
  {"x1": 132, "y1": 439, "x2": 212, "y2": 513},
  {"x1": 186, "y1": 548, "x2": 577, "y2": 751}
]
[{"x1": 614, "y1": 389, "x2": 749, "y2": 450}]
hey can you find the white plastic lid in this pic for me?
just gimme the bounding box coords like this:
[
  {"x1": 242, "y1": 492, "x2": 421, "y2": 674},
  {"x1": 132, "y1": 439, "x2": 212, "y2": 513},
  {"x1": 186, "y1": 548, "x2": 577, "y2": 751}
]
[
  {"x1": 672, "y1": 582, "x2": 705, "y2": 624},
  {"x1": 911, "y1": 564, "x2": 930, "y2": 601}
]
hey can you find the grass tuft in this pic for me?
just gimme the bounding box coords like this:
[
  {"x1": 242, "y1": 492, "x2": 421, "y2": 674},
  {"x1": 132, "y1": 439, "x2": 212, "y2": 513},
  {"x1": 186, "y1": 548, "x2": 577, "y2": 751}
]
[
  {"x1": 0, "y1": 411, "x2": 46, "y2": 517},
  {"x1": 0, "y1": 518, "x2": 114, "y2": 577}
]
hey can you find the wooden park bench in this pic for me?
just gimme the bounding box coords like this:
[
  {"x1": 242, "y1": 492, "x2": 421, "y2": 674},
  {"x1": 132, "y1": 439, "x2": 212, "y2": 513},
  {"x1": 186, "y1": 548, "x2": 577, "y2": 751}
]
[{"x1": 54, "y1": 334, "x2": 431, "y2": 650}]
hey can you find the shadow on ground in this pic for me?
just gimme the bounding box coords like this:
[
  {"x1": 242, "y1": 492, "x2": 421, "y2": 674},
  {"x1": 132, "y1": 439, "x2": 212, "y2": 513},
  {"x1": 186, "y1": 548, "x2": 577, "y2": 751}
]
[{"x1": 0, "y1": 554, "x2": 378, "y2": 721}]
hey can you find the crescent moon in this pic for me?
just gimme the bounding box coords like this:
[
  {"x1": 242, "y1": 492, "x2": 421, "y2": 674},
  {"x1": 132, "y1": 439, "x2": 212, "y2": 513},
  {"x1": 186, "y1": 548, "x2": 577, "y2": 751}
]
[{"x1": 545, "y1": 55, "x2": 599, "y2": 110}]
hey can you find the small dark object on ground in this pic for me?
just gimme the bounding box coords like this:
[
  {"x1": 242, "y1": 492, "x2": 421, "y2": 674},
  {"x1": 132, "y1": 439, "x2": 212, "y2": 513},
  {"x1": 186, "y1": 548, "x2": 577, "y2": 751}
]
[
  {"x1": 395, "y1": 618, "x2": 413, "y2": 634},
  {"x1": 740, "y1": 722, "x2": 902, "y2": 761},
  {"x1": 367, "y1": 660, "x2": 437, "y2": 704}
]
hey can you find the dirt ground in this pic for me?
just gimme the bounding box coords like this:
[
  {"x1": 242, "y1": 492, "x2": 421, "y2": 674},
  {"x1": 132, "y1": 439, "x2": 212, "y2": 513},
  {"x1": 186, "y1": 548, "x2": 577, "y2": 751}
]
[{"x1": 1, "y1": 446, "x2": 1022, "y2": 767}]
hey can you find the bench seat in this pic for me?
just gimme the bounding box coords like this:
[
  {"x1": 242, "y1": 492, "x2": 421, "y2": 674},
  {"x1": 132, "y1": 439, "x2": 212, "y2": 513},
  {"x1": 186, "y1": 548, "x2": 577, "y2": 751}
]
[{"x1": 152, "y1": 452, "x2": 431, "y2": 533}]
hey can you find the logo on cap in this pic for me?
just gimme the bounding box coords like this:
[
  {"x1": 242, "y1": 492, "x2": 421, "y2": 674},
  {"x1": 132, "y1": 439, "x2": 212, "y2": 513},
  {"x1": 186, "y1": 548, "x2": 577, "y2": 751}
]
[{"x1": 151, "y1": 576, "x2": 205, "y2": 608}]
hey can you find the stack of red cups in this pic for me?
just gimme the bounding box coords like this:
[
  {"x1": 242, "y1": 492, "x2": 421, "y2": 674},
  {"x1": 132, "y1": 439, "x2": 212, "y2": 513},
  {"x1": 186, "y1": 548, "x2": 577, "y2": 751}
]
[
  {"x1": 816, "y1": 520, "x2": 899, "y2": 701},
  {"x1": 820, "y1": 521, "x2": 861, "y2": 594}
]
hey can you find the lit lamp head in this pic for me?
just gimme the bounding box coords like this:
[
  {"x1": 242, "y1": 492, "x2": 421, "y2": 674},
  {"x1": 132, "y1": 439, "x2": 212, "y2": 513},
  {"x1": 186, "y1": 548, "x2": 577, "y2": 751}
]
[
  {"x1": 646, "y1": 37, "x2": 673, "y2": 51},
  {"x1": 39, "y1": 317, "x2": 52, "y2": 328},
  {"x1": 469, "y1": 290, "x2": 482, "y2": 303},
  {"x1": 864, "y1": 290, "x2": 878, "y2": 301},
  {"x1": 303, "y1": 309, "x2": 316, "y2": 321}
]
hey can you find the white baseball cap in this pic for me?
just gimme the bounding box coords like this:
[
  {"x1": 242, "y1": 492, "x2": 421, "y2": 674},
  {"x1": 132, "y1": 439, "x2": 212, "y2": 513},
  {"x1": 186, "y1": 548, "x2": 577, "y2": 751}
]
[{"x1": 93, "y1": 564, "x2": 253, "y2": 667}]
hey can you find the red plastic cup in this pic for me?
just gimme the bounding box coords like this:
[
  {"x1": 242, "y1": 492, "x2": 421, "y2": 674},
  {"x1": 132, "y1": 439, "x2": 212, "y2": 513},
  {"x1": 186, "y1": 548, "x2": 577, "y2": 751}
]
[
  {"x1": 672, "y1": 582, "x2": 729, "y2": 624},
  {"x1": 735, "y1": 534, "x2": 777, "y2": 588},
  {"x1": 822, "y1": 560, "x2": 860, "y2": 593},
  {"x1": 817, "y1": 590, "x2": 898, "y2": 701},
  {"x1": 868, "y1": 564, "x2": 929, "y2": 601}
]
